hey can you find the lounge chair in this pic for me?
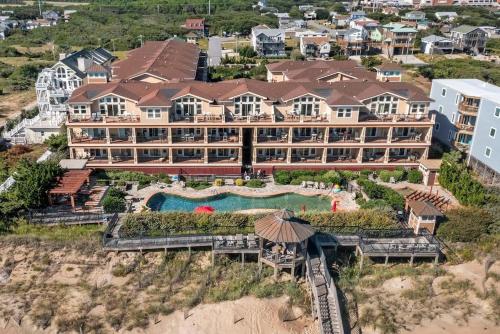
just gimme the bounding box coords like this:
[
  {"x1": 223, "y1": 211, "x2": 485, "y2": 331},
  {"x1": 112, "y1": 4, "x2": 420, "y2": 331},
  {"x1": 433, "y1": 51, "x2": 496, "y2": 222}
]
[{"x1": 301, "y1": 181, "x2": 307, "y2": 188}]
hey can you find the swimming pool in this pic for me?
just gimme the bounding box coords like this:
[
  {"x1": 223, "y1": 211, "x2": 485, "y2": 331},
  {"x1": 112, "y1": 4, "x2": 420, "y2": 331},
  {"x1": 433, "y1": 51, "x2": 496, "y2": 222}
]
[{"x1": 146, "y1": 192, "x2": 332, "y2": 212}]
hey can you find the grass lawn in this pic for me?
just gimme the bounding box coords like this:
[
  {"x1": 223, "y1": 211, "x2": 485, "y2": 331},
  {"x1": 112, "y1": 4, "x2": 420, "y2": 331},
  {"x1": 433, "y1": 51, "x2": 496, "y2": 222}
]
[
  {"x1": 113, "y1": 50, "x2": 129, "y2": 60},
  {"x1": 221, "y1": 40, "x2": 250, "y2": 50},
  {"x1": 11, "y1": 221, "x2": 104, "y2": 242},
  {"x1": 11, "y1": 43, "x2": 54, "y2": 54},
  {"x1": 198, "y1": 38, "x2": 209, "y2": 50},
  {"x1": 0, "y1": 57, "x2": 53, "y2": 67}
]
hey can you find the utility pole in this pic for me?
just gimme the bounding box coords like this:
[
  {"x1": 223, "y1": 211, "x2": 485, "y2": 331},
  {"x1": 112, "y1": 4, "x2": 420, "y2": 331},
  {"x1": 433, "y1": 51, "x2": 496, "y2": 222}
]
[
  {"x1": 208, "y1": 0, "x2": 211, "y2": 16},
  {"x1": 38, "y1": 0, "x2": 42, "y2": 17},
  {"x1": 139, "y1": 35, "x2": 144, "y2": 47}
]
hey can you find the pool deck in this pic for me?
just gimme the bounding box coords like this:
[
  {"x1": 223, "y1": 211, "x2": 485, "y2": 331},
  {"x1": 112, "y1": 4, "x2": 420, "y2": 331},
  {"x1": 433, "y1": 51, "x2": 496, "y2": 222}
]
[{"x1": 133, "y1": 182, "x2": 359, "y2": 213}]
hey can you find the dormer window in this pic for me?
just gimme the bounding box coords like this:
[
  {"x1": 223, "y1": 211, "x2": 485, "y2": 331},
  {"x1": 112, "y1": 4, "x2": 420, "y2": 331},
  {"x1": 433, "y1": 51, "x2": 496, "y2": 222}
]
[
  {"x1": 369, "y1": 95, "x2": 398, "y2": 115},
  {"x1": 56, "y1": 67, "x2": 67, "y2": 79},
  {"x1": 175, "y1": 97, "x2": 202, "y2": 116},
  {"x1": 293, "y1": 96, "x2": 320, "y2": 116},
  {"x1": 411, "y1": 104, "x2": 426, "y2": 113},
  {"x1": 99, "y1": 96, "x2": 125, "y2": 116},
  {"x1": 72, "y1": 105, "x2": 87, "y2": 114},
  {"x1": 234, "y1": 95, "x2": 261, "y2": 116}
]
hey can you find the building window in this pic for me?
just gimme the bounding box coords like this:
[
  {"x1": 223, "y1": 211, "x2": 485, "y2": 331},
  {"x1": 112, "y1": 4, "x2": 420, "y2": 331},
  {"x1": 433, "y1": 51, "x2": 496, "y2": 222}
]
[
  {"x1": 441, "y1": 88, "x2": 446, "y2": 97},
  {"x1": 147, "y1": 108, "x2": 161, "y2": 119},
  {"x1": 495, "y1": 107, "x2": 500, "y2": 118},
  {"x1": 73, "y1": 105, "x2": 87, "y2": 114},
  {"x1": 438, "y1": 105, "x2": 443, "y2": 113},
  {"x1": 448, "y1": 130, "x2": 453, "y2": 141},
  {"x1": 455, "y1": 94, "x2": 460, "y2": 105},
  {"x1": 56, "y1": 67, "x2": 67, "y2": 79},
  {"x1": 234, "y1": 95, "x2": 261, "y2": 116},
  {"x1": 175, "y1": 97, "x2": 202, "y2": 117},
  {"x1": 435, "y1": 122, "x2": 440, "y2": 131},
  {"x1": 293, "y1": 96, "x2": 320, "y2": 116},
  {"x1": 337, "y1": 108, "x2": 352, "y2": 118},
  {"x1": 451, "y1": 113, "x2": 455, "y2": 122},
  {"x1": 490, "y1": 127, "x2": 496, "y2": 138},
  {"x1": 369, "y1": 95, "x2": 398, "y2": 115},
  {"x1": 485, "y1": 146, "x2": 491, "y2": 158},
  {"x1": 411, "y1": 104, "x2": 426, "y2": 113},
  {"x1": 99, "y1": 96, "x2": 126, "y2": 116}
]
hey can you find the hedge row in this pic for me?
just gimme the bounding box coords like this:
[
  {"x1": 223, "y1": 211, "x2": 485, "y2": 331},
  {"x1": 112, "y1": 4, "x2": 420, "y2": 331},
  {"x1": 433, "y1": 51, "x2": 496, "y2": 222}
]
[
  {"x1": 119, "y1": 210, "x2": 398, "y2": 237},
  {"x1": 357, "y1": 179, "x2": 405, "y2": 211}
]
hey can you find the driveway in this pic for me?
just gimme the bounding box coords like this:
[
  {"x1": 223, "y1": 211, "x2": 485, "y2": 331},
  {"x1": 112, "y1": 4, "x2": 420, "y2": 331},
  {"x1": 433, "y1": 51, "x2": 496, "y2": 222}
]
[{"x1": 208, "y1": 37, "x2": 222, "y2": 67}]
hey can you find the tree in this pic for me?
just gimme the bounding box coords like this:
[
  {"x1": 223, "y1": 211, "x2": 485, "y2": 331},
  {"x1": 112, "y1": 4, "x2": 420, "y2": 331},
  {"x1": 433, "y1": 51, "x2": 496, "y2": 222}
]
[
  {"x1": 289, "y1": 6, "x2": 302, "y2": 19},
  {"x1": 315, "y1": 8, "x2": 330, "y2": 21},
  {"x1": 361, "y1": 56, "x2": 382, "y2": 70},
  {"x1": 290, "y1": 49, "x2": 304, "y2": 60},
  {"x1": 44, "y1": 132, "x2": 68, "y2": 152},
  {"x1": 437, "y1": 207, "x2": 494, "y2": 242},
  {"x1": 238, "y1": 45, "x2": 257, "y2": 58},
  {"x1": 332, "y1": 3, "x2": 347, "y2": 15}
]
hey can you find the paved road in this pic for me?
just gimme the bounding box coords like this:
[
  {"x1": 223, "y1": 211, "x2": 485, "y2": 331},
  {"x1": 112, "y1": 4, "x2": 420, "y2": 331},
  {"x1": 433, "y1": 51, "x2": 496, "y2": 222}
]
[{"x1": 208, "y1": 37, "x2": 222, "y2": 67}]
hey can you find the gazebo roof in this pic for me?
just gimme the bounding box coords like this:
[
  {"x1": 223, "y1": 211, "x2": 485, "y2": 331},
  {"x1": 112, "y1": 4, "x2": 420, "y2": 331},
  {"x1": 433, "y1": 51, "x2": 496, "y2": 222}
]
[
  {"x1": 48, "y1": 170, "x2": 91, "y2": 195},
  {"x1": 254, "y1": 209, "x2": 315, "y2": 243},
  {"x1": 408, "y1": 200, "x2": 443, "y2": 217}
]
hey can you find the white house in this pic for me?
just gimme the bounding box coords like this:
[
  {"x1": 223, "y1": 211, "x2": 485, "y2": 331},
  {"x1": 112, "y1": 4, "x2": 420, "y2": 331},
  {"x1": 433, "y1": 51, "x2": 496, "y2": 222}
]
[
  {"x1": 251, "y1": 25, "x2": 286, "y2": 57},
  {"x1": 300, "y1": 36, "x2": 331, "y2": 58}
]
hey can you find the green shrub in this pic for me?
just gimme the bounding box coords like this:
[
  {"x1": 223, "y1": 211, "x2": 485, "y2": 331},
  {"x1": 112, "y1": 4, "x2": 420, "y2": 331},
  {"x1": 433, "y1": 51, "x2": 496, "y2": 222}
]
[
  {"x1": 378, "y1": 170, "x2": 392, "y2": 183},
  {"x1": 407, "y1": 169, "x2": 423, "y2": 184},
  {"x1": 96, "y1": 179, "x2": 109, "y2": 186},
  {"x1": 274, "y1": 170, "x2": 292, "y2": 184},
  {"x1": 214, "y1": 178, "x2": 225, "y2": 186},
  {"x1": 437, "y1": 207, "x2": 494, "y2": 242},
  {"x1": 357, "y1": 179, "x2": 404, "y2": 211},
  {"x1": 107, "y1": 187, "x2": 126, "y2": 199},
  {"x1": 378, "y1": 170, "x2": 405, "y2": 183},
  {"x1": 320, "y1": 170, "x2": 342, "y2": 185},
  {"x1": 186, "y1": 180, "x2": 211, "y2": 190},
  {"x1": 235, "y1": 178, "x2": 245, "y2": 186},
  {"x1": 103, "y1": 196, "x2": 126, "y2": 213},
  {"x1": 246, "y1": 179, "x2": 265, "y2": 188},
  {"x1": 339, "y1": 170, "x2": 358, "y2": 181}
]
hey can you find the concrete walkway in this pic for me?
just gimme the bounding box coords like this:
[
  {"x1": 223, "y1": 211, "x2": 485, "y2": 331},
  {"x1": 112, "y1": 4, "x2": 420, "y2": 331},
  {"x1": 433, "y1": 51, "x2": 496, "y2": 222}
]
[{"x1": 208, "y1": 37, "x2": 222, "y2": 67}]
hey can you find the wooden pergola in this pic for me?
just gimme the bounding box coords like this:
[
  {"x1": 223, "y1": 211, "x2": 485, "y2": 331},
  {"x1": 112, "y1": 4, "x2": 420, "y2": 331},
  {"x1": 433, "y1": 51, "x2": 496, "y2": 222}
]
[
  {"x1": 48, "y1": 170, "x2": 92, "y2": 209},
  {"x1": 255, "y1": 209, "x2": 315, "y2": 280}
]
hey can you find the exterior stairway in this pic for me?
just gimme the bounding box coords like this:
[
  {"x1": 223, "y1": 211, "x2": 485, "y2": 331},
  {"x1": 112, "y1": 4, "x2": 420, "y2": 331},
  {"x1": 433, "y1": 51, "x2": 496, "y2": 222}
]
[{"x1": 307, "y1": 245, "x2": 345, "y2": 334}]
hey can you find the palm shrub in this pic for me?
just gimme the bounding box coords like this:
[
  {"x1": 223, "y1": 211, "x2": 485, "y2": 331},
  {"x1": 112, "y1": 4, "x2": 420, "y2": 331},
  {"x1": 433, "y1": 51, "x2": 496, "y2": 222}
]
[
  {"x1": 214, "y1": 178, "x2": 225, "y2": 186},
  {"x1": 407, "y1": 169, "x2": 423, "y2": 184},
  {"x1": 357, "y1": 179, "x2": 404, "y2": 211},
  {"x1": 102, "y1": 187, "x2": 127, "y2": 213},
  {"x1": 235, "y1": 178, "x2": 245, "y2": 186}
]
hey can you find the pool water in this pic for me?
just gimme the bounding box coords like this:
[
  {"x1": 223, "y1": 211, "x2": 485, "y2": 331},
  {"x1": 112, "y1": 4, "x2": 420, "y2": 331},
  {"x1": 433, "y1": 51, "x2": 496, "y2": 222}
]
[{"x1": 147, "y1": 192, "x2": 332, "y2": 212}]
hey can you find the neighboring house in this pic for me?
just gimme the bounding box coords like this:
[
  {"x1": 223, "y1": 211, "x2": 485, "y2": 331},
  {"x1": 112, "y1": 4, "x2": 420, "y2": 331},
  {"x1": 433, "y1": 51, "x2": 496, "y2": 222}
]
[
  {"x1": 370, "y1": 27, "x2": 383, "y2": 43},
  {"x1": 331, "y1": 13, "x2": 349, "y2": 28},
  {"x1": 430, "y1": 79, "x2": 500, "y2": 185},
  {"x1": 336, "y1": 28, "x2": 368, "y2": 56},
  {"x1": 479, "y1": 26, "x2": 500, "y2": 38},
  {"x1": 304, "y1": 10, "x2": 317, "y2": 20},
  {"x1": 63, "y1": 10, "x2": 77, "y2": 22},
  {"x1": 381, "y1": 23, "x2": 417, "y2": 57},
  {"x1": 185, "y1": 31, "x2": 199, "y2": 44},
  {"x1": 298, "y1": 5, "x2": 314, "y2": 12},
  {"x1": 42, "y1": 10, "x2": 60, "y2": 22},
  {"x1": 25, "y1": 18, "x2": 56, "y2": 29},
  {"x1": 349, "y1": 18, "x2": 379, "y2": 32},
  {"x1": 382, "y1": 7, "x2": 400, "y2": 16},
  {"x1": 420, "y1": 35, "x2": 453, "y2": 54},
  {"x1": 8, "y1": 48, "x2": 116, "y2": 144},
  {"x1": 0, "y1": 22, "x2": 10, "y2": 40},
  {"x1": 434, "y1": 12, "x2": 458, "y2": 21},
  {"x1": 265, "y1": 59, "x2": 376, "y2": 83},
  {"x1": 350, "y1": 11, "x2": 366, "y2": 21},
  {"x1": 251, "y1": 25, "x2": 286, "y2": 57},
  {"x1": 275, "y1": 13, "x2": 290, "y2": 28},
  {"x1": 403, "y1": 11, "x2": 426, "y2": 23},
  {"x1": 299, "y1": 36, "x2": 331, "y2": 58},
  {"x1": 373, "y1": 63, "x2": 404, "y2": 82},
  {"x1": 458, "y1": 0, "x2": 497, "y2": 5},
  {"x1": 449, "y1": 25, "x2": 488, "y2": 54},
  {"x1": 417, "y1": 0, "x2": 454, "y2": 5},
  {"x1": 183, "y1": 18, "x2": 208, "y2": 37}
]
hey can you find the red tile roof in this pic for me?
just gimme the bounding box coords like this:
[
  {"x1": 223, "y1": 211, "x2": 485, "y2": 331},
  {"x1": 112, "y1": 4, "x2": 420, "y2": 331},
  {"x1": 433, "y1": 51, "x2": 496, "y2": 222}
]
[
  {"x1": 111, "y1": 39, "x2": 200, "y2": 82},
  {"x1": 184, "y1": 18, "x2": 205, "y2": 30}
]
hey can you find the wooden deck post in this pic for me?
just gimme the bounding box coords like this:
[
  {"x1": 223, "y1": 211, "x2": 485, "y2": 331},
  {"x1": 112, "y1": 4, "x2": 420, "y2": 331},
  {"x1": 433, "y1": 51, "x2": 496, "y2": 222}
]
[
  {"x1": 385, "y1": 255, "x2": 389, "y2": 265},
  {"x1": 212, "y1": 250, "x2": 215, "y2": 266},
  {"x1": 274, "y1": 265, "x2": 279, "y2": 280},
  {"x1": 434, "y1": 254, "x2": 439, "y2": 265},
  {"x1": 241, "y1": 253, "x2": 245, "y2": 267},
  {"x1": 409, "y1": 255, "x2": 414, "y2": 266},
  {"x1": 359, "y1": 254, "x2": 364, "y2": 271}
]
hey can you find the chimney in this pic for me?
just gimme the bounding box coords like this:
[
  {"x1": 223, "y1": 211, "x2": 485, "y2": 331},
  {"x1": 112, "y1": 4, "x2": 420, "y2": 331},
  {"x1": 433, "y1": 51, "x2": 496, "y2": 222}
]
[
  {"x1": 58, "y1": 53, "x2": 66, "y2": 60},
  {"x1": 77, "y1": 57, "x2": 85, "y2": 72}
]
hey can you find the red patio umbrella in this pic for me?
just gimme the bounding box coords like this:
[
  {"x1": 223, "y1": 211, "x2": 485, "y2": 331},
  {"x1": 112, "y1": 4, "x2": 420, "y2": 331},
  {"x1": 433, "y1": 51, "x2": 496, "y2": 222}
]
[{"x1": 194, "y1": 205, "x2": 215, "y2": 214}]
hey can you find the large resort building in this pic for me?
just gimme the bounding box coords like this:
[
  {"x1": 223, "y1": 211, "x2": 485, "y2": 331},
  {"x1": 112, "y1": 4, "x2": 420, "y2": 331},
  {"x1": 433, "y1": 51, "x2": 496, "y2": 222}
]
[{"x1": 66, "y1": 40, "x2": 435, "y2": 175}]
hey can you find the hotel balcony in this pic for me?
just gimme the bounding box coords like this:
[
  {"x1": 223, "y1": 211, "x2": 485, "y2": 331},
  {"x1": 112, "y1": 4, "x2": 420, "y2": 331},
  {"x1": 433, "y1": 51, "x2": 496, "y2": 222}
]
[
  {"x1": 137, "y1": 155, "x2": 169, "y2": 164},
  {"x1": 68, "y1": 114, "x2": 140, "y2": 124},
  {"x1": 255, "y1": 148, "x2": 287, "y2": 163},
  {"x1": 256, "y1": 128, "x2": 289, "y2": 143},
  {"x1": 172, "y1": 132, "x2": 205, "y2": 143},
  {"x1": 109, "y1": 129, "x2": 133, "y2": 144},
  {"x1": 326, "y1": 148, "x2": 359, "y2": 163},
  {"x1": 362, "y1": 148, "x2": 386, "y2": 163},
  {"x1": 208, "y1": 155, "x2": 239, "y2": 164},
  {"x1": 292, "y1": 128, "x2": 325, "y2": 143},
  {"x1": 458, "y1": 98, "x2": 480, "y2": 115},
  {"x1": 208, "y1": 133, "x2": 240, "y2": 143},
  {"x1": 225, "y1": 113, "x2": 273, "y2": 123},
  {"x1": 365, "y1": 129, "x2": 389, "y2": 143},
  {"x1": 135, "y1": 134, "x2": 169, "y2": 144},
  {"x1": 291, "y1": 149, "x2": 324, "y2": 163},
  {"x1": 171, "y1": 113, "x2": 224, "y2": 123},
  {"x1": 274, "y1": 110, "x2": 329, "y2": 123},
  {"x1": 256, "y1": 155, "x2": 287, "y2": 163},
  {"x1": 328, "y1": 128, "x2": 362, "y2": 143},
  {"x1": 388, "y1": 149, "x2": 425, "y2": 163},
  {"x1": 70, "y1": 134, "x2": 107, "y2": 144},
  {"x1": 391, "y1": 128, "x2": 429, "y2": 143},
  {"x1": 359, "y1": 112, "x2": 432, "y2": 123}
]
